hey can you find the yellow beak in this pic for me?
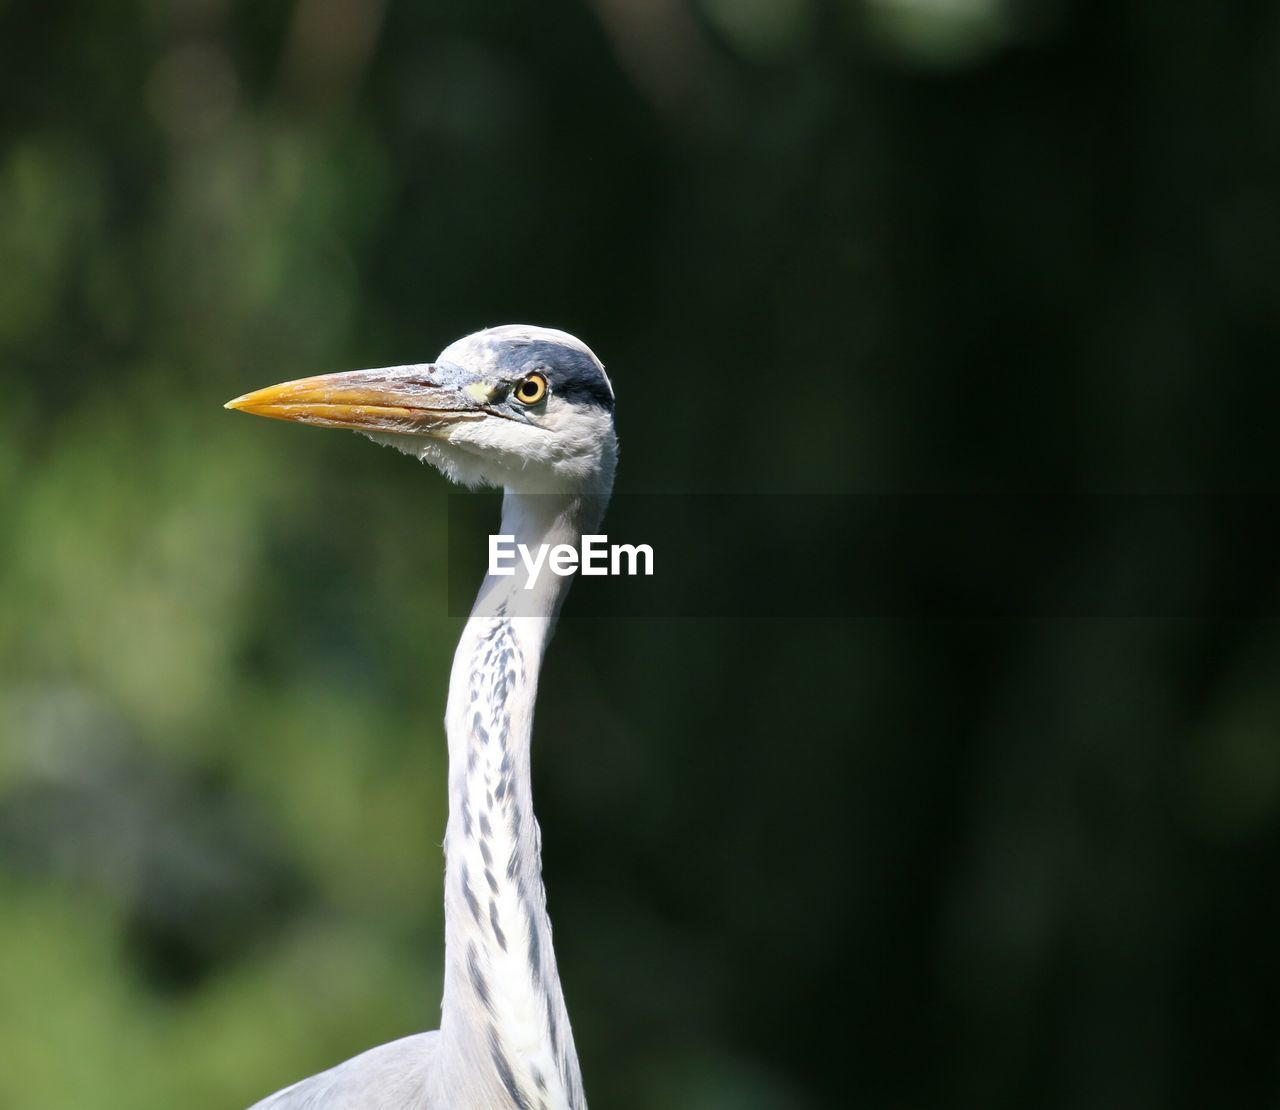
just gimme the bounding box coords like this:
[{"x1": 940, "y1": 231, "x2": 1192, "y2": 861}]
[{"x1": 225, "y1": 366, "x2": 489, "y2": 435}]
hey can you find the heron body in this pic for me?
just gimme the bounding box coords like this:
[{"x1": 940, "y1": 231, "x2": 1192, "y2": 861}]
[{"x1": 228, "y1": 326, "x2": 616, "y2": 1109}]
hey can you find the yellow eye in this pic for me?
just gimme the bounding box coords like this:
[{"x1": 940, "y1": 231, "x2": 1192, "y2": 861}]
[{"x1": 514, "y1": 373, "x2": 547, "y2": 405}]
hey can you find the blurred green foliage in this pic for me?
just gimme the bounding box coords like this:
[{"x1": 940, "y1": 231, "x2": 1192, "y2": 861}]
[{"x1": 2, "y1": 1, "x2": 1279, "y2": 1107}]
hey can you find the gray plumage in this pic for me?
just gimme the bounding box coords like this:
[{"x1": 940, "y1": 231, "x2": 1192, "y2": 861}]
[
  {"x1": 251, "y1": 1035, "x2": 439, "y2": 1109},
  {"x1": 227, "y1": 326, "x2": 617, "y2": 1109}
]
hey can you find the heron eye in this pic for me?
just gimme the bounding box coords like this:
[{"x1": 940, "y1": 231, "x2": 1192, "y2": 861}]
[{"x1": 514, "y1": 373, "x2": 547, "y2": 405}]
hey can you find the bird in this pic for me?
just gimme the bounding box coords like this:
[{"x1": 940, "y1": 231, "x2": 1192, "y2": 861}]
[{"x1": 225, "y1": 325, "x2": 617, "y2": 1109}]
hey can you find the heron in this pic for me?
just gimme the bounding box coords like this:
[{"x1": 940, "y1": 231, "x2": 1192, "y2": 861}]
[{"x1": 225, "y1": 325, "x2": 616, "y2": 1109}]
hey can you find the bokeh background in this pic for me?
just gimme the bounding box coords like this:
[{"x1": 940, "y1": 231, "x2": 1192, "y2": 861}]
[{"x1": 3, "y1": 1, "x2": 1279, "y2": 1107}]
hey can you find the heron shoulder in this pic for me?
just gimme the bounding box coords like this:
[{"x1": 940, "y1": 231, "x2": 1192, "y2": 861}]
[{"x1": 247, "y1": 1031, "x2": 441, "y2": 1110}]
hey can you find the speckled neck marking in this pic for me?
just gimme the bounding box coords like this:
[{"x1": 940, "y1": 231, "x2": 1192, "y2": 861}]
[{"x1": 435, "y1": 491, "x2": 595, "y2": 1110}]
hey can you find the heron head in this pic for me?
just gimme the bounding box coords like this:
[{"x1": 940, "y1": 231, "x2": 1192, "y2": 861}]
[{"x1": 226, "y1": 325, "x2": 617, "y2": 494}]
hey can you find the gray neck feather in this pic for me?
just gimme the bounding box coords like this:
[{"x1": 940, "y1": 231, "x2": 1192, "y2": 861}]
[{"x1": 433, "y1": 490, "x2": 605, "y2": 1110}]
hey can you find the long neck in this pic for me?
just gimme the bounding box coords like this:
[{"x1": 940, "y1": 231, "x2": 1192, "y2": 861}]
[{"x1": 434, "y1": 490, "x2": 603, "y2": 1110}]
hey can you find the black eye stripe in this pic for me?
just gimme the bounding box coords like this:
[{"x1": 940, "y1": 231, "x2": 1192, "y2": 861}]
[{"x1": 487, "y1": 340, "x2": 613, "y2": 412}]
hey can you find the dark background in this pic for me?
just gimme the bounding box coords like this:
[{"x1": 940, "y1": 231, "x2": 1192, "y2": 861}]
[{"x1": 1, "y1": 1, "x2": 1278, "y2": 1107}]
